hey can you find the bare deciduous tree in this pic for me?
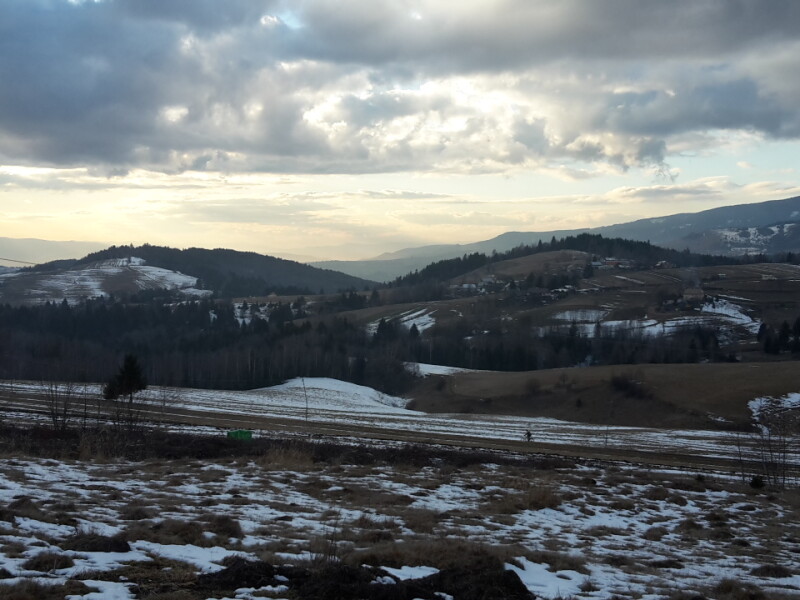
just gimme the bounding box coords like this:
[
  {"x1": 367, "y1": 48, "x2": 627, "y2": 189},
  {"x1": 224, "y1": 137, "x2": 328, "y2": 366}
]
[{"x1": 44, "y1": 380, "x2": 75, "y2": 431}]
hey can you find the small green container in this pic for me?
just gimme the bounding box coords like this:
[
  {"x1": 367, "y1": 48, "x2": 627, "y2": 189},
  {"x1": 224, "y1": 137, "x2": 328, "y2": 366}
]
[{"x1": 227, "y1": 429, "x2": 253, "y2": 441}]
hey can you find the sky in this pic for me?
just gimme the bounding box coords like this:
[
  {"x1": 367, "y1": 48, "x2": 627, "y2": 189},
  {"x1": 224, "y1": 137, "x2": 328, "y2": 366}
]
[{"x1": 1, "y1": 0, "x2": 800, "y2": 262}]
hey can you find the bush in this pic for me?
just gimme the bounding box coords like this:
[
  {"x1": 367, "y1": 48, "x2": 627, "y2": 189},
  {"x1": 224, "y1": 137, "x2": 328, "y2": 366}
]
[
  {"x1": 62, "y1": 532, "x2": 130, "y2": 552},
  {"x1": 204, "y1": 514, "x2": 243, "y2": 539},
  {"x1": 609, "y1": 372, "x2": 651, "y2": 399},
  {"x1": 750, "y1": 564, "x2": 792, "y2": 578},
  {"x1": 0, "y1": 581, "x2": 93, "y2": 600},
  {"x1": 22, "y1": 551, "x2": 74, "y2": 572}
]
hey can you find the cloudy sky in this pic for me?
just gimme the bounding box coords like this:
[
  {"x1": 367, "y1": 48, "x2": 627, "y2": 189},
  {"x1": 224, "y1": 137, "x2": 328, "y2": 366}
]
[{"x1": 2, "y1": 0, "x2": 800, "y2": 261}]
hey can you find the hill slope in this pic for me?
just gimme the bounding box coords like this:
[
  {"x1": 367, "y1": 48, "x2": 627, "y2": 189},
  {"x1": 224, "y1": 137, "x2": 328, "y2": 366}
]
[
  {"x1": 0, "y1": 245, "x2": 375, "y2": 304},
  {"x1": 313, "y1": 196, "x2": 800, "y2": 281}
]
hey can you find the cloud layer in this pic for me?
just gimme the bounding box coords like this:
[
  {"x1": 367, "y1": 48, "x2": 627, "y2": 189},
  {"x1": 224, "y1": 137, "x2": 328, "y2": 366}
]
[{"x1": 2, "y1": 0, "x2": 799, "y2": 177}]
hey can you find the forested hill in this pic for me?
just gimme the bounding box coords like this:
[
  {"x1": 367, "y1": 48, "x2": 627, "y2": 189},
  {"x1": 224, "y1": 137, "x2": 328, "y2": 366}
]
[
  {"x1": 394, "y1": 233, "x2": 741, "y2": 286},
  {"x1": 65, "y1": 244, "x2": 374, "y2": 296}
]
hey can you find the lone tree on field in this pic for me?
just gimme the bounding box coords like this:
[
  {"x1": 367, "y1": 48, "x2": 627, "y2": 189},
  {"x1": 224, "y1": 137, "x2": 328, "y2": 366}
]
[{"x1": 103, "y1": 354, "x2": 147, "y2": 431}]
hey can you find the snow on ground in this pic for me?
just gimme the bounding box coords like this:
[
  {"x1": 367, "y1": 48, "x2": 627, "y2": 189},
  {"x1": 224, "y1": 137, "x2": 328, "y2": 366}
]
[
  {"x1": 749, "y1": 393, "x2": 800, "y2": 422},
  {"x1": 367, "y1": 308, "x2": 437, "y2": 335},
  {"x1": 0, "y1": 256, "x2": 211, "y2": 304},
  {"x1": 553, "y1": 309, "x2": 608, "y2": 322},
  {"x1": 547, "y1": 298, "x2": 759, "y2": 343},
  {"x1": 264, "y1": 377, "x2": 410, "y2": 411},
  {"x1": 2, "y1": 379, "x2": 794, "y2": 466},
  {"x1": 405, "y1": 362, "x2": 477, "y2": 376},
  {"x1": 399, "y1": 308, "x2": 436, "y2": 332},
  {"x1": 700, "y1": 298, "x2": 760, "y2": 333},
  {"x1": 0, "y1": 452, "x2": 798, "y2": 599},
  {"x1": 614, "y1": 275, "x2": 645, "y2": 284}
]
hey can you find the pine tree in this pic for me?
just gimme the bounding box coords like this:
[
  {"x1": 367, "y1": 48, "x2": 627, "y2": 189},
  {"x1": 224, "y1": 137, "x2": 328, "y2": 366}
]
[{"x1": 104, "y1": 354, "x2": 147, "y2": 403}]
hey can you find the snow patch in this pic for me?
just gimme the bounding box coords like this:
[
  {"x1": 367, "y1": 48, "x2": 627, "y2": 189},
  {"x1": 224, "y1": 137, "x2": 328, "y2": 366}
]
[
  {"x1": 505, "y1": 558, "x2": 585, "y2": 599},
  {"x1": 406, "y1": 362, "x2": 477, "y2": 376},
  {"x1": 381, "y1": 565, "x2": 439, "y2": 580},
  {"x1": 552, "y1": 309, "x2": 608, "y2": 322}
]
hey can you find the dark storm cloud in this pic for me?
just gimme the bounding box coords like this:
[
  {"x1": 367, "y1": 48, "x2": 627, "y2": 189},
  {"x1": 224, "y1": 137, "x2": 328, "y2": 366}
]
[{"x1": 1, "y1": 0, "x2": 799, "y2": 175}]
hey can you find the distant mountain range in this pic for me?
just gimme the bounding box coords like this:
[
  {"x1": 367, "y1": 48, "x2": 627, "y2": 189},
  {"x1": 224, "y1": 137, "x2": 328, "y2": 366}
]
[
  {"x1": 313, "y1": 196, "x2": 800, "y2": 281},
  {"x1": 0, "y1": 237, "x2": 108, "y2": 266},
  {"x1": 0, "y1": 245, "x2": 374, "y2": 305}
]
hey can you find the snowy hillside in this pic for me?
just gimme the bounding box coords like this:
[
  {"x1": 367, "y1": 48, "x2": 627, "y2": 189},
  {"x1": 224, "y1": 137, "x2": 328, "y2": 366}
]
[
  {"x1": 0, "y1": 256, "x2": 210, "y2": 304},
  {"x1": 676, "y1": 222, "x2": 800, "y2": 256}
]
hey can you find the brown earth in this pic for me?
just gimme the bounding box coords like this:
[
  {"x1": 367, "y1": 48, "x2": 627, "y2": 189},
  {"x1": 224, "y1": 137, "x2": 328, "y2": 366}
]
[{"x1": 406, "y1": 362, "x2": 800, "y2": 430}]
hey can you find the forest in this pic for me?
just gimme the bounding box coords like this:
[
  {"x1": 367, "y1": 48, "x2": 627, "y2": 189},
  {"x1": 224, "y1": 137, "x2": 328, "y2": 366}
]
[{"x1": 0, "y1": 292, "x2": 780, "y2": 397}]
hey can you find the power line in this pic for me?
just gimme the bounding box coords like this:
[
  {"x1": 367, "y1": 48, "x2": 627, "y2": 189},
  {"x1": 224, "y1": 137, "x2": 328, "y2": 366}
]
[{"x1": 0, "y1": 257, "x2": 36, "y2": 265}]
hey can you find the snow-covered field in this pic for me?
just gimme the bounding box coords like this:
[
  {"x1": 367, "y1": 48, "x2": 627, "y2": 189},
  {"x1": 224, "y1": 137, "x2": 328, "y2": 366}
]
[
  {"x1": 0, "y1": 446, "x2": 798, "y2": 599},
  {"x1": 2, "y1": 376, "x2": 796, "y2": 468}
]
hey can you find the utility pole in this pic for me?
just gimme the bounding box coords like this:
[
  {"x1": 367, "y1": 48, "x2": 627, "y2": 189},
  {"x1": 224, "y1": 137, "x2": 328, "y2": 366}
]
[{"x1": 302, "y1": 376, "x2": 309, "y2": 424}]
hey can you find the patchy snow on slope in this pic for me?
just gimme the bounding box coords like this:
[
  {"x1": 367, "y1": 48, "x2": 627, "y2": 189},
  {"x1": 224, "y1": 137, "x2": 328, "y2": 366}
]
[
  {"x1": 614, "y1": 275, "x2": 645, "y2": 284},
  {"x1": 367, "y1": 308, "x2": 437, "y2": 335},
  {"x1": 400, "y1": 308, "x2": 436, "y2": 331},
  {"x1": 700, "y1": 298, "x2": 759, "y2": 332},
  {"x1": 553, "y1": 309, "x2": 608, "y2": 322},
  {"x1": 748, "y1": 393, "x2": 800, "y2": 422},
  {"x1": 5, "y1": 256, "x2": 210, "y2": 303},
  {"x1": 406, "y1": 362, "x2": 477, "y2": 376}
]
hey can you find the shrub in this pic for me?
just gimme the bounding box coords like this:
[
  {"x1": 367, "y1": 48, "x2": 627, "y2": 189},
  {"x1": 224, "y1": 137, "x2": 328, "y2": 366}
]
[
  {"x1": 712, "y1": 578, "x2": 767, "y2": 599},
  {"x1": 488, "y1": 486, "x2": 561, "y2": 514},
  {"x1": 750, "y1": 564, "x2": 792, "y2": 578},
  {"x1": 62, "y1": 532, "x2": 130, "y2": 552},
  {"x1": 22, "y1": 551, "x2": 74, "y2": 572},
  {"x1": 0, "y1": 581, "x2": 93, "y2": 600},
  {"x1": 119, "y1": 504, "x2": 155, "y2": 520},
  {"x1": 204, "y1": 514, "x2": 243, "y2": 539},
  {"x1": 643, "y1": 526, "x2": 668, "y2": 541},
  {"x1": 609, "y1": 372, "x2": 651, "y2": 399}
]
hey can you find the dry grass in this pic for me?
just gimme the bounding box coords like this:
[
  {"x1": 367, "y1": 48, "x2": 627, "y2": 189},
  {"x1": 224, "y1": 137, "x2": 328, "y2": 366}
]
[
  {"x1": 408, "y1": 361, "x2": 800, "y2": 429},
  {"x1": 0, "y1": 580, "x2": 95, "y2": 600},
  {"x1": 62, "y1": 531, "x2": 130, "y2": 552},
  {"x1": 255, "y1": 445, "x2": 317, "y2": 470},
  {"x1": 485, "y1": 485, "x2": 561, "y2": 514},
  {"x1": 202, "y1": 514, "x2": 243, "y2": 539},
  {"x1": 21, "y1": 550, "x2": 74, "y2": 571},
  {"x1": 750, "y1": 564, "x2": 793, "y2": 578},
  {"x1": 79, "y1": 557, "x2": 199, "y2": 598},
  {"x1": 642, "y1": 526, "x2": 669, "y2": 541},
  {"x1": 124, "y1": 518, "x2": 209, "y2": 547}
]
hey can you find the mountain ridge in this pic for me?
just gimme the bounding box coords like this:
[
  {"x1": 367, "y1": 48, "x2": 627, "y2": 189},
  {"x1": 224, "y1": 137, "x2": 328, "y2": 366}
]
[{"x1": 313, "y1": 196, "x2": 800, "y2": 281}]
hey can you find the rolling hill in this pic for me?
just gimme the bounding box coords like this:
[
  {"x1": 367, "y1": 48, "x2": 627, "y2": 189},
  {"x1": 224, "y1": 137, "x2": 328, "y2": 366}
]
[{"x1": 0, "y1": 244, "x2": 375, "y2": 305}]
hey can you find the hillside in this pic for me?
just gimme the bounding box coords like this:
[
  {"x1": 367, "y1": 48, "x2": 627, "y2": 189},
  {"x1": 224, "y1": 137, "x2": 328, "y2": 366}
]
[
  {"x1": 0, "y1": 244, "x2": 375, "y2": 304},
  {"x1": 313, "y1": 195, "x2": 800, "y2": 281},
  {"x1": 451, "y1": 250, "x2": 590, "y2": 284}
]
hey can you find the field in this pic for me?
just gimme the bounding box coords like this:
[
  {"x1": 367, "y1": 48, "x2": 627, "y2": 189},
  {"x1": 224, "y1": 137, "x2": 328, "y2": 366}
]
[{"x1": 1, "y1": 371, "x2": 800, "y2": 599}]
